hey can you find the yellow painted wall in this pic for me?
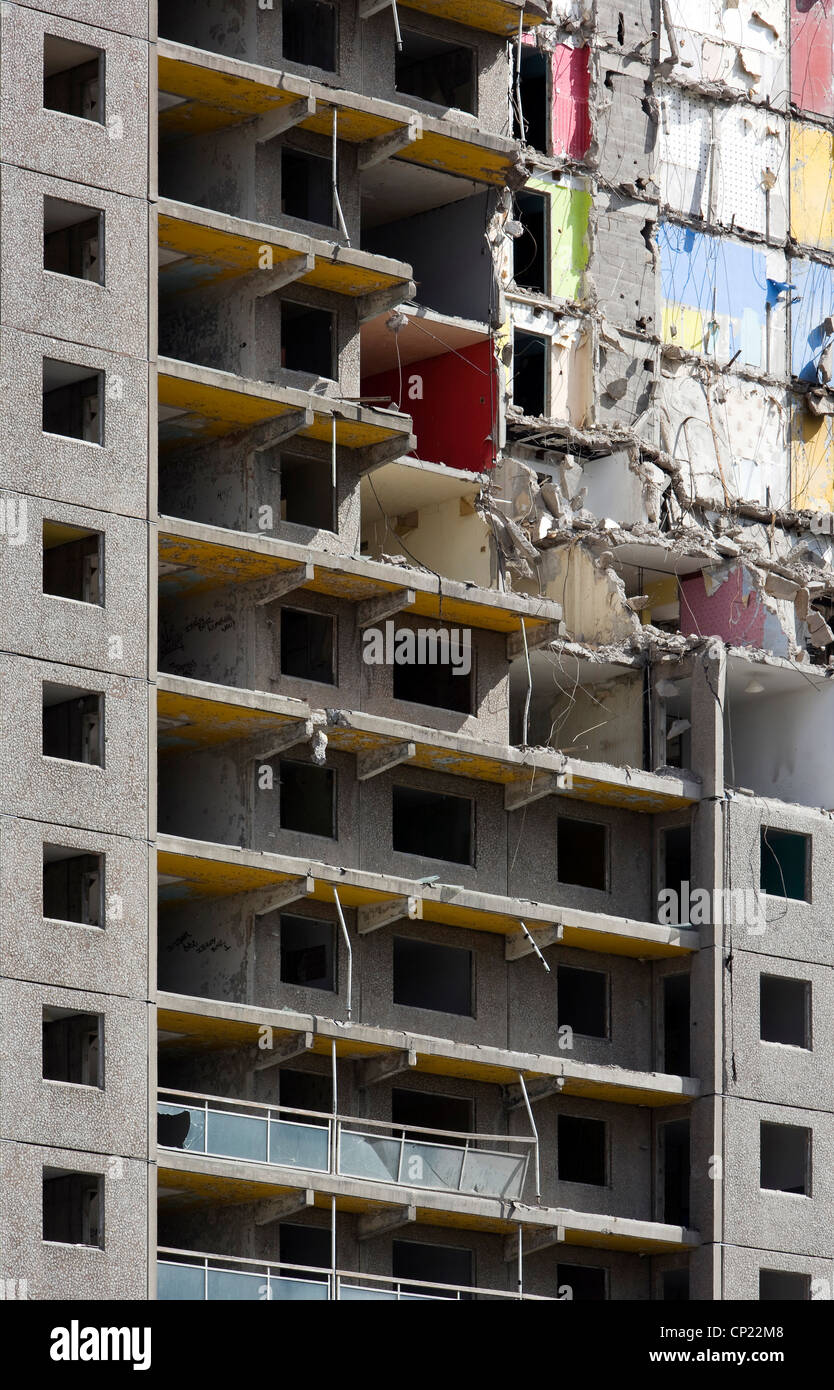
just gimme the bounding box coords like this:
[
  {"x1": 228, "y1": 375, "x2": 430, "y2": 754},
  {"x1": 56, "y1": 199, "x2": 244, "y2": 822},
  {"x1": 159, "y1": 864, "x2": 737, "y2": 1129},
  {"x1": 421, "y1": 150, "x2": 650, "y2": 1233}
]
[
  {"x1": 791, "y1": 122, "x2": 834, "y2": 252},
  {"x1": 791, "y1": 401, "x2": 834, "y2": 511}
]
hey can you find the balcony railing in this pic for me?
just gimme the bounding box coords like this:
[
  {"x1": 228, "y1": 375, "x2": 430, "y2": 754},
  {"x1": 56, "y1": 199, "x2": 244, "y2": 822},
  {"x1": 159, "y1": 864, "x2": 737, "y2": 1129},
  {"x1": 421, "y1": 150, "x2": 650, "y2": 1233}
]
[
  {"x1": 157, "y1": 1248, "x2": 553, "y2": 1302},
  {"x1": 158, "y1": 1088, "x2": 532, "y2": 1203}
]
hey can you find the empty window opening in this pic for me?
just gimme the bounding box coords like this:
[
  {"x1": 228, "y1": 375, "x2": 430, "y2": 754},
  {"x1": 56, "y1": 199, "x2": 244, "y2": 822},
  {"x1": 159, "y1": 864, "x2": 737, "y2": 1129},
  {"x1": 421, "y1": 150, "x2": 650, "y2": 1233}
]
[
  {"x1": 393, "y1": 640, "x2": 473, "y2": 714},
  {"x1": 281, "y1": 149, "x2": 333, "y2": 226},
  {"x1": 283, "y1": 0, "x2": 337, "y2": 71},
  {"x1": 392, "y1": 1088, "x2": 473, "y2": 1139},
  {"x1": 556, "y1": 1263, "x2": 607, "y2": 1301},
  {"x1": 760, "y1": 1122, "x2": 811, "y2": 1196},
  {"x1": 557, "y1": 816, "x2": 607, "y2": 890},
  {"x1": 42, "y1": 359, "x2": 102, "y2": 444},
  {"x1": 659, "y1": 1119, "x2": 690, "y2": 1226},
  {"x1": 43, "y1": 521, "x2": 103, "y2": 605},
  {"x1": 557, "y1": 965, "x2": 608, "y2": 1039},
  {"x1": 512, "y1": 330, "x2": 547, "y2": 417},
  {"x1": 280, "y1": 608, "x2": 335, "y2": 685},
  {"x1": 395, "y1": 31, "x2": 476, "y2": 114},
  {"x1": 279, "y1": 759, "x2": 335, "y2": 838},
  {"x1": 280, "y1": 913, "x2": 336, "y2": 991},
  {"x1": 392, "y1": 1240, "x2": 473, "y2": 1299},
  {"x1": 558, "y1": 1115, "x2": 606, "y2": 1186},
  {"x1": 759, "y1": 1269, "x2": 810, "y2": 1301},
  {"x1": 661, "y1": 1268, "x2": 690, "y2": 1301},
  {"x1": 43, "y1": 34, "x2": 103, "y2": 122},
  {"x1": 392, "y1": 785, "x2": 473, "y2": 865},
  {"x1": 760, "y1": 974, "x2": 811, "y2": 1050},
  {"x1": 42, "y1": 1168, "x2": 103, "y2": 1247},
  {"x1": 393, "y1": 936, "x2": 472, "y2": 1016},
  {"x1": 42, "y1": 1007, "x2": 102, "y2": 1088},
  {"x1": 662, "y1": 973, "x2": 691, "y2": 1075},
  {"x1": 513, "y1": 46, "x2": 547, "y2": 151},
  {"x1": 42, "y1": 682, "x2": 103, "y2": 766},
  {"x1": 661, "y1": 826, "x2": 691, "y2": 925},
  {"x1": 281, "y1": 453, "x2": 334, "y2": 531},
  {"x1": 280, "y1": 1222, "x2": 331, "y2": 1272},
  {"x1": 43, "y1": 845, "x2": 103, "y2": 927},
  {"x1": 281, "y1": 302, "x2": 335, "y2": 378},
  {"x1": 279, "y1": 1067, "x2": 333, "y2": 1114},
  {"x1": 44, "y1": 196, "x2": 102, "y2": 283},
  {"x1": 513, "y1": 192, "x2": 547, "y2": 293},
  {"x1": 760, "y1": 828, "x2": 809, "y2": 900}
]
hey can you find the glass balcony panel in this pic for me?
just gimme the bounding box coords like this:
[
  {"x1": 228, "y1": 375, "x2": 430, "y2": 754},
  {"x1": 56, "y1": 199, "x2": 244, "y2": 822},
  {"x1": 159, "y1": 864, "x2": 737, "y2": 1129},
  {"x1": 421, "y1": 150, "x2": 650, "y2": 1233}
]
[
  {"x1": 268, "y1": 1118, "x2": 330, "y2": 1171},
  {"x1": 206, "y1": 1109, "x2": 268, "y2": 1163},
  {"x1": 267, "y1": 1276, "x2": 330, "y2": 1301},
  {"x1": 339, "y1": 1130, "x2": 401, "y2": 1183},
  {"x1": 460, "y1": 1149, "x2": 527, "y2": 1200},
  {"x1": 158, "y1": 1103, "x2": 206, "y2": 1153},
  {"x1": 157, "y1": 1261, "x2": 205, "y2": 1300},
  {"x1": 206, "y1": 1268, "x2": 265, "y2": 1301},
  {"x1": 401, "y1": 1140, "x2": 465, "y2": 1192}
]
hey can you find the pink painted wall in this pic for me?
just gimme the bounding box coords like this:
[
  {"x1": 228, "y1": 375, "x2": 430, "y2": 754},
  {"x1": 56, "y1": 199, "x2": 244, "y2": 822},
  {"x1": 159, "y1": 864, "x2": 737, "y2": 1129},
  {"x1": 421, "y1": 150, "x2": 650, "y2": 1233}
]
[
  {"x1": 552, "y1": 45, "x2": 591, "y2": 159},
  {"x1": 680, "y1": 568, "x2": 766, "y2": 648},
  {"x1": 791, "y1": 0, "x2": 834, "y2": 118}
]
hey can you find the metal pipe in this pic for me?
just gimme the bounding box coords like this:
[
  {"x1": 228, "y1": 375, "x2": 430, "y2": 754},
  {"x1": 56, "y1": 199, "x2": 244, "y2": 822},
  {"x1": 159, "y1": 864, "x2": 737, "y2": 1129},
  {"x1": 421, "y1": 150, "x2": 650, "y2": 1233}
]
[
  {"x1": 332, "y1": 110, "x2": 351, "y2": 245},
  {"x1": 514, "y1": 11, "x2": 524, "y2": 141},
  {"x1": 331, "y1": 411, "x2": 337, "y2": 490},
  {"x1": 520, "y1": 617, "x2": 532, "y2": 746},
  {"x1": 517, "y1": 1227, "x2": 523, "y2": 1299},
  {"x1": 332, "y1": 887, "x2": 353, "y2": 1019},
  {"x1": 391, "y1": 0, "x2": 402, "y2": 48},
  {"x1": 331, "y1": 1194, "x2": 337, "y2": 1302},
  {"x1": 517, "y1": 1073, "x2": 541, "y2": 1203},
  {"x1": 520, "y1": 921, "x2": 550, "y2": 973}
]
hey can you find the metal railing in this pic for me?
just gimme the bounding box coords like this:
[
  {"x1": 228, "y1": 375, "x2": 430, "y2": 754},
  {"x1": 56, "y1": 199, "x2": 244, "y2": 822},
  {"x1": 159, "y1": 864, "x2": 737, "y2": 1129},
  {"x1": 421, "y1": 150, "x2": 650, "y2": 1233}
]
[
  {"x1": 157, "y1": 1247, "x2": 554, "y2": 1302},
  {"x1": 158, "y1": 1088, "x2": 532, "y2": 1202}
]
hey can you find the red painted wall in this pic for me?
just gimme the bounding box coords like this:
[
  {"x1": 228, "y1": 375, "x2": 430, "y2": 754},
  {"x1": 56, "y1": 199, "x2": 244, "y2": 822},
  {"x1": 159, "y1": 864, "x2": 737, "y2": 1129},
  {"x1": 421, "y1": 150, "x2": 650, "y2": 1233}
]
[
  {"x1": 362, "y1": 339, "x2": 496, "y2": 473},
  {"x1": 552, "y1": 45, "x2": 590, "y2": 159},
  {"x1": 791, "y1": 0, "x2": 834, "y2": 117},
  {"x1": 680, "y1": 568, "x2": 766, "y2": 648}
]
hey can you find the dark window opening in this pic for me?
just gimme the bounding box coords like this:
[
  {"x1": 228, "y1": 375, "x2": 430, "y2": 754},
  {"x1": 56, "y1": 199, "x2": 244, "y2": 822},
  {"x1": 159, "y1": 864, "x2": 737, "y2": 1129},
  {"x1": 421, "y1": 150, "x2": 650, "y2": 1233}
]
[
  {"x1": 283, "y1": 0, "x2": 337, "y2": 70},
  {"x1": 760, "y1": 827, "x2": 809, "y2": 900},
  {"x1": 280, "y1": 1222, "x2": 331, "y2": 1272},
  {"x1": 759, "y1": 1269, "x2": 810, "y2": 1301},
  {"x1": 281, "y1": 149, "x2": 333, "y2": 226},
  {"x1": 558, "y1": 1115, "x2": 606, "y2": 1186},
  {"x1": 278, "y1": 759, "x2": 335, "y2": 838},
  {"x1": 42, "y1": 1008, "x2": 102, "y2": 1087},
  {"x1": 280, "y1": 914, "x2": 336, "y2": 991},
  {"x1": 281, "y1": 453, "x2": 334, "y2": 530},
  {"x1": 43, "y1": 359, "x2": 102, "y2": 443},
  {"x1": 760, "y1": 974, "x2": 811, "y2": 1050},
  {"x1": 512, "y1": 330, "x2": 547, "y2": 417},
  {"x1": 42, "y1": 1169, "x2": 103, "y2": 1247},
  {"x1": 43, "y1": 521, "x2": 103, "y2": 604},
  {"x1": 513, "y1": 46, "x2": 547, "y2": 151},
  {"x1": 44, "y1": 197, "x2": 102, "y2": 283},
  {"x1": 280, "y1": 608, "x2": 335, "y2": 684},
  {"x1": 393, "y1": 639, "x2": 473, "y2": 714},
  {"x1": 661, "y1": 826, "x2": 691, "y2": 925},
  {"x1": 661, "y1": 1268, "x2": 690, "y2": 1301},
  {"x1": 42, "y1": 683, "x2": 103, "y2": 766},
  {"x1": 660, "y1": 1119, "x2": 690, "y2": 1226},
  {"x1": 557, "y1": 1263, "x2": 607, "y2": 1300},
  {"x1": 395, "y1": 31, "x2": 476, "y2": 114},
  {"x1": 760, "y1": 1122, "x2": 811, "y2": 1196},
  {"x1": 279, "y1": 1067, "x2": 333, "y2": 1113},
  {"x1": 557, "y1": 816, "x2": 607, "y2": 890},
  {"x1": 392, "y1": 1239, "x2": 473, "y2": 1299},
  {"x1": 43, "y1": 845, "x2": 103, "y2": 926},
  {"x1": 281, "y1": 301, "x2": 335, "y2": 378},
  {"x1": 392, "y1": 1088, "x2": 473, "y2": 1139},
  {"x1": 663, "y1": 973, "x2": 691, "y2": 1075},
  {"x1": 557, "y1": 965, "x2": 608, "y2": 1039},
  {"x1": 393, "y1": 936, "x2": 472, "y2": 1016},
  {"x1": 513, "y1": 192, "x2": 547, "y2": 292},
  {"x1": 43, "y1": 34, "x2": 103, "y2": 122},
  {"x1": 392, "y1": 785, "x2": 472, "y2": 865}
]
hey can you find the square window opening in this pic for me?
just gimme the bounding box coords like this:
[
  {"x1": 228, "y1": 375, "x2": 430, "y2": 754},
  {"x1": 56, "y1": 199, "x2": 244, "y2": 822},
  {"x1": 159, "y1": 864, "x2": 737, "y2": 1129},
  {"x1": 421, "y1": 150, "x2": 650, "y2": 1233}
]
[
  {"x1": 661, "y1": 1268, "x2": 690, "y2": 1301},
  {"x1": 391, "y1": 1087, "x2": 473, "y2": 1139},
  {"x1": 512, "y1": 330, "x2": 547, "y2": 417},
  {"x1": 760, "y1": 827, "x2": 809, "y2": 900},
  {"x1": 42, "y1": 1168, "x2": 103, "y2": 1247},
  {"x1": 280, "y1": 913, "x2": 336, "y2": 991},
  {"x1": 42, "y1": 682, "x2": 103, "y2": 766},
  {"x1": 557, "y1": 965, "x2": 608, "y2": 1039},
  {"x1": 556, "y1": 1263, "x2": 607, "y2": 1301},
  {"x1": 759, "y1": 1269, "x2": 810, "y2": 1301},
  {"x1": 392, "y1": 784, "x2": 473, "y2": 865},
  {"x1": 760, "y1": 1122, "x2": 811, "y2": 1196},
  {"x1": 558, "y1": 1114, "x2": 606, "y2": 1186},
  {"x1": 281, "y1": 149, "x2": 334, "y2": 226},
  {"x1": 280, "y1": 1222, "x2": 331, "y2": 1271},
  {"x1": 44, "y1": 196, "x2": 103, "y2": 283},
  {"x1": 282, "y1": 0, "x2": 337, "y2": 71},
  {"x1": 760, "y1": 974, "x2": 811, "y2": 1050},
  {"x1": 43, "y1": 34, "x2": 103, "y2": 123},
  {"x1": 281, "y1": 453, "x2": 335, "y2": 531},
  {"x1": 42, "y1": 359, "x2": 103, "y2": 444},
  {"x1": 392, "y1": 635, "x2": 473, "y2": 714},
  {"x1": 281, "y1": 301, "x2": 335, "y2": 378},
  {"x1": 42, "y1": 1007, "x2": 102, "y2": 1087},
  {"x1": 279, "y1": 1067, "x2": 333, "y2": 1113},
  {"x1": 43, "y1": 521, "x2": 103, "y2": 605},
  {"x1": 280, "y1": 608, "x2": 335, "y2": 685},
  {"x1": 392, "y1": 936, "x2": 472, "y2": 1016},
  {"x1": 278, "y1": 759, "x2": 335, "y2": 838},
  {"x1": 43, "y1": 844, "x2": 103, "y2": 927},
  {"x1": 557, "y1": 816, "x2": 607, "y2": 890},
  {"x1": 396, "y1": 31, "x2": 476, "y2": 115},
  {"x1": 392, "y1": 1239, "x2": 473, "y2": 1300}
]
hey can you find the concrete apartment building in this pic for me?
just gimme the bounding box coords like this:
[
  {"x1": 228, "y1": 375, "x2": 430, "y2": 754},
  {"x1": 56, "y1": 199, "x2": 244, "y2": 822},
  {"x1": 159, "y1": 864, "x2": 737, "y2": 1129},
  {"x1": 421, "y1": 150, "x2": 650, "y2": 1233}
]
[{"x1": 0, "y1": 0, "x2": 832, "y2": 1305}]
